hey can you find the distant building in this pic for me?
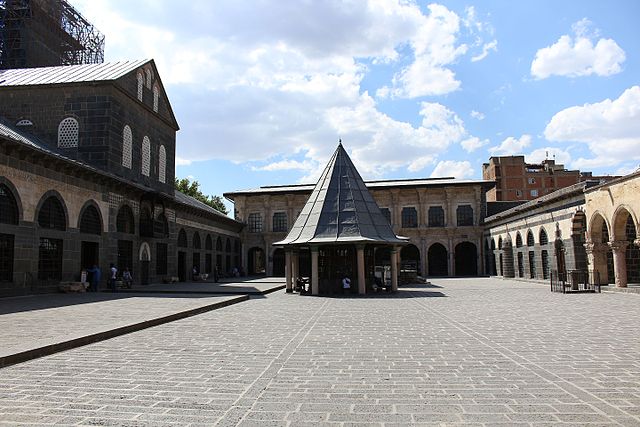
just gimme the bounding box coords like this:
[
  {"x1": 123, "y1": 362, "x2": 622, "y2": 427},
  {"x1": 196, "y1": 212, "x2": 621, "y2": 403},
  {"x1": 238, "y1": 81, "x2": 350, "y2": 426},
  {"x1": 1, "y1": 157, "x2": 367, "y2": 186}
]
[{"x1": 482, "y1": 155, "x2": 589, "y2": 202}]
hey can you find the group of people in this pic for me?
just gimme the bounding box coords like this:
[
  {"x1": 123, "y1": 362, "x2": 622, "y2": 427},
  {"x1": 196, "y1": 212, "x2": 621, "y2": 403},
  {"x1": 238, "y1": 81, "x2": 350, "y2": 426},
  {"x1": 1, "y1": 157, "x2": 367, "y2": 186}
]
[{"x1": 86, "y1": 264, "x2": 132, "y2": 292}]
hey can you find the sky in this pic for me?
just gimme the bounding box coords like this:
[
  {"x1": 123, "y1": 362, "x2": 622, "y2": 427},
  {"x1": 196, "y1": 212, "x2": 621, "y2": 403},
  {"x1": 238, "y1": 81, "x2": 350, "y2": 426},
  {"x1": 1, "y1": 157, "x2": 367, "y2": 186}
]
[{"x1": 74, "y1": 0, "x2": 640, "y2": 214}]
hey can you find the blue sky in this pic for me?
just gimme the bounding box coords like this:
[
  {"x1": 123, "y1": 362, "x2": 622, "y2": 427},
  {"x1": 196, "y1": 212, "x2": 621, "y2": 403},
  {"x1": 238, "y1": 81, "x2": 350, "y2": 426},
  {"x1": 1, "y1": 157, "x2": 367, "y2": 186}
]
[{"x1": 75, "y1": 0, "x2": 640, "y2": 214}]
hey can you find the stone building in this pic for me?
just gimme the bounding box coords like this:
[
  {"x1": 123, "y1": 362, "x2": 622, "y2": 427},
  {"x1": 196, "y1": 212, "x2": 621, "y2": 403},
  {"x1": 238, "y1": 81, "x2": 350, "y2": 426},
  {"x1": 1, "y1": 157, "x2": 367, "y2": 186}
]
[
  {"x1": 225, "y1": 171, "x2": 493, "y2": 280},
  {"x1": 0, "y1": 60, "x2": 242, "y2": 296}
]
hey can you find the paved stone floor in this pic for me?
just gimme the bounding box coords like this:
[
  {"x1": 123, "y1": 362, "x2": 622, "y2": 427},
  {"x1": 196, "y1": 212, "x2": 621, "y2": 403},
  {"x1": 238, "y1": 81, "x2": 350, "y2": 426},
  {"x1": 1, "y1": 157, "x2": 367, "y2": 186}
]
[{"x1": 0, "y1": 277, "x2": 639, "y2": 426}]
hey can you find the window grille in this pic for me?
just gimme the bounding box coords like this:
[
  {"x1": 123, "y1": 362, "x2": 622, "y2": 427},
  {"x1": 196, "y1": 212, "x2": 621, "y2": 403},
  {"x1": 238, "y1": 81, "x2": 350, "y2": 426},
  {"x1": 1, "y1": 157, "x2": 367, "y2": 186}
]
[
  {"x1": 456, "y1": 205, "x2": 473, "y2": 226},
  {"x1": 0, "y1": 184, "x2": 18, "y2": 225},
  {"x1": 58, "y1": 117, "x2": 79, "y2": 148},
  {"x1": 530, "y1": 189, "x2": 538, "y2": 197},
  {"x1": 539, "y1": 228, "x2": 549, "y2": 245},
  {"x1": 401, "y1": 207, "x2": 417, "y2": 228},
  {"x1": 116, "y1": 205, "x2": 135, "y2": 234},
  {"x1": 527, "y1": 231, "x2": 535, "y2": 247},
  {"x1": 248, "y1": 213, "x2": 262, "y2": 233},
  {"x1": 428, "y1": 206, "x2": 445, "y2": 227},
  {"x1": 122, "y1": 125, "x2": 132, "y2": 168},
  {"x1": 137, "y1": 72, "x2": 144, "y2": 101},
  {"x1": 516, "y1": 233, "x2": 523, "y2": 248},
  {"x1": 216, "y1": 236, "x2": 222, "y2": 251},
  {"x1": 193, "y1": 232, "x2": 201, "y2": 249},
  {"x1": 380, "y1": 208, "x2": 391, "y2": 225},
  {"x1": 38, "y1": 197, "x2": 66, "y2": 230},
  {"x1": 178, "y1": 229, "x2": 188, "y2": 247},
  {"x1": 145, "y1": 69, "x2": 152, "y2": 89},
  {"x1": 205, "y1": 235, "x2": 213, "y2": 250},
  {"x1": 117, "y1": 240, "x2": 133, "y2": 273},
  {"x1": 142, "y1": 136, "x2": 151, "y2": 176},
  {"x1": 38, "y1": 237, "x2": 63, "y2": 280},
  {"x1": 153, "y1": 85, "x2": 159, "y2": 112},
  {"x1": 272, "y1": 212, "x2": 287, "y2": 232},
  {"x1": 155, "y1": 213, "x2": 169, "y2": 237},
  {"x1": 0, "y1": 233, "x2": 14, "y2": 282},
  {"x1": 156, "y1": 243, "x2": 168, "y2": 275},
  {"x1": 158, "y1": 145, "x2": 166, "y2": 183},
  {"x1": 79, "y1": 205, "x2": 102, "y2": 235}
]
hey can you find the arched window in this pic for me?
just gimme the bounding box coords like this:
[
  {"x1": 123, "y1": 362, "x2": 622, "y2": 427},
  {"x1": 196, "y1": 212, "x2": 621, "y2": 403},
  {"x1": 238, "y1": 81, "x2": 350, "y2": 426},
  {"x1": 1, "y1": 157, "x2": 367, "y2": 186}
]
[
  {"x1": 527, "y1": 231, "x2": 535, "y2": 247},
  {"x1": 193, "y1": 232, "x2": 201, "y2": 249},
  {"x1": 456, "y1": 205, "x2": 473, "y2": 226},
  {"x1": 205, "y1": 235, "x2": 212, "y2": 250},
  {"x1": 122, "y1": 125, "x2": 132, "y2": 168},
  {"x1": 139, "y1": 207, "x2": 153, "y2": 237},
  {"x1": 58, "y1": 117, "x2": 79, "y2": 148},
  {"x1": 142, "y1": 136, "x2": 151, "y2": 176},
  {"x1": 177, "y1": 229, "x2": 188, "y2": 248},
  {"x1": 79, "y1": 205, "x2": 102, "y2": 235},
  {"x1": 158, "y1": 145, "x2": 166, "y2": 183},
  {"x1": 515, "y1": 233, "x2": 523, "y2": 248},
  {"x1": 0, "y1": 184, "x2": 19, "y2": 225},
  {"x1": 116, "y1": 205, "x2": 135, "y2": 234},
  {"x1": 157, "y1": 213, "x2": 169, "y2": 237},
  {"x1": 225, "y1": 238, "x2": 231, "y2": 252},
  {"x1": 153, "y1": 85, "x2": 159, "y2": 112},
  {"x1": 145, "y1": 69, "x2": 152, "y2": 89},
  {"x1": 137, "y1": 72, "x2": 144, "y2": 101},
  {"x1": 540, "y1": 228, "x2": 548, "y2": 245},
  {"x1": 216, "y1": 236, "x2": 222, "y2": 251},
  {"x1": 38, "y1": 196, "x2": 66, "y2": 230}
]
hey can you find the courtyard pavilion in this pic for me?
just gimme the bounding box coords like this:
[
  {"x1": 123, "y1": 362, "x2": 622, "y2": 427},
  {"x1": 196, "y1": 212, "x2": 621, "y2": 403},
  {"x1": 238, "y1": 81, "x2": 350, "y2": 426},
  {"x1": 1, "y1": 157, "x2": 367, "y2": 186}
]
[{"x1": 274, "y1": 143, "x2": 407, "y2": 295}]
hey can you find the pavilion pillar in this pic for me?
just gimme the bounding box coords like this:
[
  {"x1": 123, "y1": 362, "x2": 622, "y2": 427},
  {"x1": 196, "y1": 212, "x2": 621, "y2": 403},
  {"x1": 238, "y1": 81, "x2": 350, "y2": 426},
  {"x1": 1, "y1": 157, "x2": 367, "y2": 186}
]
[
  {"x1": 609, "y1": 240, "x2": 628, "y2": 288},
  {"x1": 585, "y1": 241, "x2": 607, "y2": 285},
  {"x1": 391, "y1": 246, "x2": 399, "y2": 292},
  {"x1": 357, "y1": 245, "x2": 366, "y2": 295},
  {"x1": 292, "y1": 250, "x2": 299, "y2": 284},
  {"x1": 285, "y1": 250, "x2": 293, "y2": 293},
  {"x1": 311, "y1": 246, "x2": 319, "y2": 295}
]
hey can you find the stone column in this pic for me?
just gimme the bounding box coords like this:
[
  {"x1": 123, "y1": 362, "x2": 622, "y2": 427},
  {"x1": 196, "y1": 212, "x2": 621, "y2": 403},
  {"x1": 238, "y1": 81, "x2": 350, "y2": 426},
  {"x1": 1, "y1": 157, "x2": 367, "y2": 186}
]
[
  {"x1": 448, "y1": 236, "x2": 454, "y2": 276},
  {"x1": 291, "y1": 250, "x2": 299, "y2": 284},
  {"x1": 584, "y1": 241, "x2": 607, "y2": 285},
  {"x1": 285, "y1": 250, "x2": 292, "y2": 293},
  {"x1": 311, "y1": 246, "x2": 319, "y2": 295},
  {"x1": 502, "y1": 240, "x2": 515, "y2": 278},
  {"x1": 391, "y1": 246, "x2": 399, "y2": 292},
  {"x1": 357, "y1": 245, "x2": 366, "y2": 295},
  {"x1": 609, "y1": 240, "x2": 629, "y2": 288}
]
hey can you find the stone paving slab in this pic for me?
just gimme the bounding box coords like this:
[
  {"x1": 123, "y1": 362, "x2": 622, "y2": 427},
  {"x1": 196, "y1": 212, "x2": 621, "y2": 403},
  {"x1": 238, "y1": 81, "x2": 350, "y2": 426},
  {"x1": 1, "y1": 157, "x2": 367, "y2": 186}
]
[
  {"x1": 124, "y1": 278, "x2": 286, "y2": 295},
  {"x1": 0, "y1": 277, "x2": 639, "y2": 426},
  {"x1": 0, "y1": 293, "x2": 247, "y2": 368}
]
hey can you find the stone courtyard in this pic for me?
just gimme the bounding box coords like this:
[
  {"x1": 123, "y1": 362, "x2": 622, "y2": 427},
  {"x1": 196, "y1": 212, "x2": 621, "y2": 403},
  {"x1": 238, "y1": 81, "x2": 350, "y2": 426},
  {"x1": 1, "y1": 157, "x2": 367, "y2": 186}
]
[{"x1": 0, "y1": 278, "x2": 639, "y2": 426}]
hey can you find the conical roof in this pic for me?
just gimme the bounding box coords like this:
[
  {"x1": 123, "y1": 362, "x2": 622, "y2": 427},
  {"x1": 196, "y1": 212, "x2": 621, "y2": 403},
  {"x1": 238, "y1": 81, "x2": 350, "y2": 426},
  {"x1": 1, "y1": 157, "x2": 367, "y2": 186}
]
[{"x1": 275, "y1": 143, "x2": 407, "y2": 246}]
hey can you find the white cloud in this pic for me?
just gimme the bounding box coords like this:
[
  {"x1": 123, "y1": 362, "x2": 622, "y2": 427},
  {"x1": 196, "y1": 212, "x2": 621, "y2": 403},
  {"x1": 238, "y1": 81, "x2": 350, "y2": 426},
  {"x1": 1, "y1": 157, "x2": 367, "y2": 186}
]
[
  {"x1": 531, "y1": 19, "x2": 625, "y2": 79},
  {"x1": 489, "y1": 135, "x2": 532, "y2": 155},
  {"x1": 544, "y1": 86, "x2": 640, "y2": 169},
  {"x1": 430, "y1": 160, "x2": 474, "y2": 179},
  {"x1": 252, "y1": 159, "x2": 313, "y2": 172},
  {"x1": 471, "y1": 39, "x2": 497, "y2": 62},
  {"x1": 175, "y1": 157, "x2": 192, "y2": 166},
  {"x1": 470, "y1": 110, "x2": 485, "y2": 120},
  {"x1": 461, "y1": 137, "x2": 488, "y2": 152},
  {"x1": 526, "y1": 147, "x2": 572, "y2": 165}
]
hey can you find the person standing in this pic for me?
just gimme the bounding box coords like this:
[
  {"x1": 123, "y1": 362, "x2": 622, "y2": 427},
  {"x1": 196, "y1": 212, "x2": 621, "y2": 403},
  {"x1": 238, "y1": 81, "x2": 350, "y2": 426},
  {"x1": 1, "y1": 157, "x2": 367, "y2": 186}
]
[
  {"x1": 87, "y1": 264, "x2": 101, "y2": 292},
  {"x1": 109, "y1": 263, "x2": 118, "y2": 292},
  {"x1": 342, "y1": 275, "x2": 351, "y2": 295}
]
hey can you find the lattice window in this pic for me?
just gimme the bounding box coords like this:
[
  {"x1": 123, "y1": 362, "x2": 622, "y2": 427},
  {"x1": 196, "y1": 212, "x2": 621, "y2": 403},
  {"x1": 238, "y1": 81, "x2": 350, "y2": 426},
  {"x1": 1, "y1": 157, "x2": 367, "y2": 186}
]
[
  {"x1": 401, "y1": 207, "x2": 417, "y2": 228},
  {"x1": 205, "y1": 235, "x2": 213, "y2": 250},
  {"x1": 142, "y1": 136, "x2": 151, "y2": 176},
  {"x1": 0, "y1": 233, "x2": 14, "y2": 282},
  {"x1": 193, "y1": 232, "x2": 201, "y2": 249},
  {"x1": 539, "y1": 228, "x2": 548, "y2": 245},
  {"x1": 38, "y1": 237, "x2": 63, "y2": 280},
  {"x1": 515, "y1": 233, "x2": 523, "y2": 248},
  {"x1": 122, "y1": 125, "x2": 132, "y2": 168},
  {"x1": 380, "y1": 208, "x2": 391, "y2": 225},
  {"x1": 79, "y1": 205, "x2": 102, "y2": 235},
  {"x1": 58, "y1": 117, "x2": 79, "y2": 148},
  {"x1": 145, "y1": 69, "x2": 152, "y2": 89},
  {"x1": 156, "y1": 243, "x2": 168, "y2": 275},
  {"x1": 38, "y1": 197, "x2": 66, "y2": 230},
  {"x1": 248, "y1": 213, "x2": 262, "y2": 233},
  {"x1": 153, "y1": 85, "x2": 159, "y2": 112},
  {"x1": 158, "y1": 145, "x2": 166, "y2": 183},
  {"x1": 527, "y1": 231, "x2": 535, "y2": 247},
  {"x1": 116, "y1": 205, "x2": 135, "y2": 234},
  {"x1": 137, "y1": 72, "x2": 144, "y2": 101},
  {"x1": 216, "y1": 236, "x2": 222, "y2": 251},
  {"x1": 178, "y1": 229, "x2": 188, "y2": 248},
  {"x1": 456, "y1": 205, "x2": 473, "y2": 226},
  {"x1": 272, "y1": 212, "x2": 287, "y2": 232},
  {"x1": 0, "y1": 184, "x2": 18, "y2": 225},
  {"x1": 428, "y1": 206, "x2": 445, "y2": 227},
  {"x1": 156, "y1": 213, "x2": 169, "y2": 237}
]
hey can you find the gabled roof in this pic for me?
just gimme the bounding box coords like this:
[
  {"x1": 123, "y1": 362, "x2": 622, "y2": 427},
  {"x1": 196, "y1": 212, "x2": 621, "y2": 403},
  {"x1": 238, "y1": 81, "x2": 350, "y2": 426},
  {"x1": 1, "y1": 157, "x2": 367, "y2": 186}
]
[{"x1": 275, "y1": 144, "x2": 407, "y2": 246}]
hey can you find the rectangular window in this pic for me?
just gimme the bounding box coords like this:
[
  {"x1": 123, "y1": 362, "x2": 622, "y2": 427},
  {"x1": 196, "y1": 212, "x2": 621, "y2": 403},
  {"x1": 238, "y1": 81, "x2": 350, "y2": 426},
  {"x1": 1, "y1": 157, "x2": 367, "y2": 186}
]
[
  {"x1": 156, "y1": 243, "x2": 167, "y2": 275},
  {"x1": 456, "y1": 205, "x2": 474, "y2": 226},
  {"x1": 0, "y1": 233, "x2": 14, "y2": 282},
  {"x1": 528, "y1": 177, "x2": 536, "y2": 184},
  {"x1": 401, "y1": 207, "x2": 418, "y2": 228},
  {"x1": 272, "y1": 212, "x2": 287, "y2": 232},
  {"x1": 515, "y1": 189, "x2": 523, "y2": 198},
  {"x1": 248, "y1": 213, "x2": 262, "y2": 233},
  {"x1": 428, "y1": 206, "x2": 445, "y2": 227},
  {"x1": 530, "y1": 189, "x2": 539, "y2": 197},
  {"x1": 38, "y1": 237, "x2": 63, "y2": 280},
  {"x1": 380, "y1": 208, "x2": 391, "y2": 224}
]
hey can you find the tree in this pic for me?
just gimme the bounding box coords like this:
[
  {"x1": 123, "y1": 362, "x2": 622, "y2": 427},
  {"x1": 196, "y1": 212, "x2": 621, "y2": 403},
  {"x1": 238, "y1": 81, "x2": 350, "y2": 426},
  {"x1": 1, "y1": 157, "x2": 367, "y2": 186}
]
[{"x1": 174, "y1": 177, "x2": 228, "y2": 215}]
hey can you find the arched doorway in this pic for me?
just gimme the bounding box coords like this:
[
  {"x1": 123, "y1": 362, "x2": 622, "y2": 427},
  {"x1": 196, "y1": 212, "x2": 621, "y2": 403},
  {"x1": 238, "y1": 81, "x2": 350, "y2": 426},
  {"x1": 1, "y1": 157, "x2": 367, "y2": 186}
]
[
  {"x1": 428, "y1": 243, "x2": 448, "y2": 276},
  {"x1": 248, "y1": 247, "x2": 265, "y2": 275},
  {"x1": 139, "y1": 242, "x2": 151, "y2": 285},
  {"x1": 455, "y1": 242, "x2": 477, "y2": 276},
  {"x1": 613, "y1": 208, "x2": 640, "y2": 286},
  {"x1": 272, "y1": 248, "x2": 285, "y2": 277},
  {"x1": 400, "y1": 244, "x2": 420, "y2": 282}
]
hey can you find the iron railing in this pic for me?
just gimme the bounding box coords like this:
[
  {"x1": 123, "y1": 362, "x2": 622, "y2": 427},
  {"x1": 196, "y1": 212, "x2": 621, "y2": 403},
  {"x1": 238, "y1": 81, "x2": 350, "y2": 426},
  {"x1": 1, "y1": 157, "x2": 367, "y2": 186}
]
[{"x1": 551, "y1": 269, "x2": 600, "y2": 293}]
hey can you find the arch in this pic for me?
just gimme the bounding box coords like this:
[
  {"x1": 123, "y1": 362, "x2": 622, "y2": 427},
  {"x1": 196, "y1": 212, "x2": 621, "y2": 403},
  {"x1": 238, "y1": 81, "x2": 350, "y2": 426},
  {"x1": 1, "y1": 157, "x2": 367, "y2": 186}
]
[
  {"x1": 490, "y1": 238, "x2": 496, "y2": 251},
  {"x1": 498, "y1": 236, "x2": 503, "y2": 250},
  {"x1": 272, "y1": 248, "x2": 285, "y2": 277},
  {"x1": 141, "y1": 136, "x2": 151, "y2": 176},
  {"x1": 247, "y1": 247, "x2": 266, "y2": 275},
  {"x1": 139, "y1": 206, "x2": 153, "y2": 237},
  {"x1": 193, "y1": 231, "x2": 201, "y2": 249},
  {"x1": 539, "y1": 227, "x2": 549, "y2": 245},
  {"x1": 37, "y1": 194, "x2": 67, "y2": 231},
  {"x1": 78, "y1": 202, "x2": 102, "y2": 235},
  {"x1": 116, "y1": 205, "x2": 135, "y2": 234},
  {"x1": 0, "y1": 182, "x2": 20, "y2": 225},
  {"x1": 428, "y1": 243, "x2": 448, "y2": 276},
  {"x1": 216, "y1": 236, "x2": 222, "y2": 251},
  {"x1": 137, "y1": 72, "x2": 144, "y2": 101},
  {"x1": 158, "y1": 145, "x2": 166, "y2": 183},
  {"x1": 57, "y1": 117, "x2": 79, "y2": 148},
  {"x1": 515, "y1": 232, "x2": 523, "y2": 248},
  {"x1": 153, "y1": 85, "x2": 159, "y2": 112},
  {"x1": 526, "y1": 230, "x2": 535, "y2": 247},
  {"x1": 612, "y1": 205, "x2": 638, "y2": 242},
  {"x1": 139, "y1": 242, "x2": 151, "y2": 261},
  {"x1": 122, "y1": 125, "x2": 132, "y2": 168},
  {"x1": 455, "y1": 242, "x2": 477, "y2": 276},
  {"x1": 145, "y1": 68, "x2": 152, "y2": 89},
  {"x1": 205, "y1": 234, "x2": 213, "y2": 250},
  {"x1": 177, "y1": 229, "x2": 188, "y2": 248},
  {"x1": 401, "y1": 244, "x2": 421, "y2": 277}
]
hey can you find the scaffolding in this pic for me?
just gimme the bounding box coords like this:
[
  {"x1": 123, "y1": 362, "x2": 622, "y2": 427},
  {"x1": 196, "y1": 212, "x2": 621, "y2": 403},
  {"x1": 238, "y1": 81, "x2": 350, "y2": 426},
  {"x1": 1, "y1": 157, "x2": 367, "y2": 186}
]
[{"x1": 0, "y1": 0, "x2": 104, "y2": 69}]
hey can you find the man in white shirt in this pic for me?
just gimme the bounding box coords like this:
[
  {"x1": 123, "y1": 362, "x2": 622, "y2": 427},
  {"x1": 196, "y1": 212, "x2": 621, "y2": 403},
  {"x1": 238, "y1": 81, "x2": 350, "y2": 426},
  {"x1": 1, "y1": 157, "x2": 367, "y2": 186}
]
[{"x1": 342, "y1": 276, "x2": 351, "y2": 295}]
